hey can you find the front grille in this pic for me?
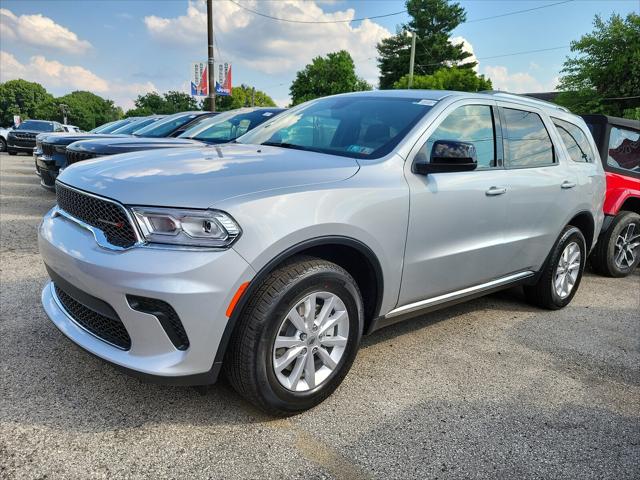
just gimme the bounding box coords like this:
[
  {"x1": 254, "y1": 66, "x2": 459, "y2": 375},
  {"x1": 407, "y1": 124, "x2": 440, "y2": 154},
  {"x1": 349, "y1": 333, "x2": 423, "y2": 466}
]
[
  {"x1": 127, "y1": 296, "x2": 190, "y2": 350},
  {"x1": 55, "y1": 183, "x2": 138, "y2": 248},
  {"x1": 40, "y1": 168, "x2": 57, "y2": 188},
  {"x1": 42, "y1": 143, "x2": 56, "y2": 157},
  {"x1": 54, "y1": 284, "x2": 131, "y2": 350},
  {"x1": 14, "y1": 132, "x2": 37, "y2": 139},
  {"x1": 66, "y1": 150, "x2": 97, "y2": 165}
]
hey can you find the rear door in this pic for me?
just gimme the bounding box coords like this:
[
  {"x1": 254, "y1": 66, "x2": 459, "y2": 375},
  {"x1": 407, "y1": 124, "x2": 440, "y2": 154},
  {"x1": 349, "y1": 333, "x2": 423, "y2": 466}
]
[{"x1": 496, "y1": 103, "x2": 576, "y2": 272}]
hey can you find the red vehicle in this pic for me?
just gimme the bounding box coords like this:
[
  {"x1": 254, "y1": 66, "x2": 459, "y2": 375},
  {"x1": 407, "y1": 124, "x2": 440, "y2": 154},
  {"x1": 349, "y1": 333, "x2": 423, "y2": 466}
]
[{"x1": 582, "y1": 115, "x2": 640, "y2": 277}]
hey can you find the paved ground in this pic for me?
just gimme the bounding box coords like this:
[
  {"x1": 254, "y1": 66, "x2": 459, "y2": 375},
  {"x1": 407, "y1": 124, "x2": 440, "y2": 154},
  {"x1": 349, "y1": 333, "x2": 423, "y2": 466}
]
[{"x1": 1, "y1": 151, "x2": 639, "y2": 479}]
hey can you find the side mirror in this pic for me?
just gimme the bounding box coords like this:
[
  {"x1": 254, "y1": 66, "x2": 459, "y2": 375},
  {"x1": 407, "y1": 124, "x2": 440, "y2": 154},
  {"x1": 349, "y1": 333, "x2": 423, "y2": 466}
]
[{"x1": 414, "y1": 140, "x2": 478, "y2": 175}]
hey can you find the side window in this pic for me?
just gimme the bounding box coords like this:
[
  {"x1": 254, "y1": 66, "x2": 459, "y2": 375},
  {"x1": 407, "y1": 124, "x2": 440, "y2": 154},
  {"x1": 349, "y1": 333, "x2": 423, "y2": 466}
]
[
  {"x1": 552, "y1": 118, "x2": 596, "y2": 163},
  {"x1": 608, "y1": 126, "x2": 640, "y2": 173},
  {"x1": 502, "y1": 108, "x2": 554, "y2": 168},
  {"x1": 417, "y1": 105, "x2": 496, "y2": 169}
]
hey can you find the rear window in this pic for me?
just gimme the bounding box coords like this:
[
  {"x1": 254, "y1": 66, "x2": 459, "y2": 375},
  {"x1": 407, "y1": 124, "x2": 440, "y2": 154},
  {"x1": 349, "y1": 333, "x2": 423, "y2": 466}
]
[
  {"x1": 608, "y1": 126, "x2": 640, "y2": 173},
  {"x1": 237, "y1": 96, "x2": 434, "y2": 159},
  {"x1": 552, "y1": 118, "x2": 595, "y2": 163},
  {"x1": 134, "y1": 113, "x2": 202, "y2": 138},
  {"x1": 17, "y1": 120, "x2": 54, "y2": 132},
  {"x1": 502, "y1": 108, "x2": 554, "y2": 168}
]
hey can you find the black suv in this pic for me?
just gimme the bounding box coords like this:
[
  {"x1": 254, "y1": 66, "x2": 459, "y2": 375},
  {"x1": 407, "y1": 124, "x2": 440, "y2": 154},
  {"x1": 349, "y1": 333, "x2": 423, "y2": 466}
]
[{"x1": 7, "y1": 120, "x2": 64, "y2": 155}]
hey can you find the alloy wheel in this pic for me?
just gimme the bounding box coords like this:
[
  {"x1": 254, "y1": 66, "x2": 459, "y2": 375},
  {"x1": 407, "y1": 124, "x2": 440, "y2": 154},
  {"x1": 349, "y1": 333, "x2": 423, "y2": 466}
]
[
  {"x1": 554, "y1": 241, "x2": 581, "y2": 299},
  {"x1": 614, "y1": 222, "x2": 639, "y2": 269},
  {"x1": 273, "y1": 291, "x2": 349, "y2": 392}
]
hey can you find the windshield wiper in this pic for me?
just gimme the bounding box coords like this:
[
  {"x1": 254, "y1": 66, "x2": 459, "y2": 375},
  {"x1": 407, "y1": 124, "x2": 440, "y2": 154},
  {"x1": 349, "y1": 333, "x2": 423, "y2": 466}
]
[{"x1": 261, "y1": 141, "x2": 315, "y2": 152}]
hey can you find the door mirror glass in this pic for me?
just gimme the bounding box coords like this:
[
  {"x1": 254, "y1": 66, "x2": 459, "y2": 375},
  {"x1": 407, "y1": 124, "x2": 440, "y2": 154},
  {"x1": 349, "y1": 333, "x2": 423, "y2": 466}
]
[{"x1": 414, "y1": 140, "x2": 478, "y2": 174}]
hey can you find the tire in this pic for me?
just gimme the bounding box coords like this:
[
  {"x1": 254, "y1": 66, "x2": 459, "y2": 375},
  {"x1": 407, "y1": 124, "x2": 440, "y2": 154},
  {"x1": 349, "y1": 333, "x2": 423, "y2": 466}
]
[
  {"x1": 7, "y1": 149, "x2": 17, "y2": 156},
  {"x1": 524, "y1": 225, "x2": 586, "y2": 310},
  {"x1": 225, "y1": 255, "x2": 364, "y2": 415},
  {"x1": 590, "y1": 211, "x2": 640, "y2": 278},
  {"x1": 0, "y1": 138, "x2": 6, "y2": 152}
]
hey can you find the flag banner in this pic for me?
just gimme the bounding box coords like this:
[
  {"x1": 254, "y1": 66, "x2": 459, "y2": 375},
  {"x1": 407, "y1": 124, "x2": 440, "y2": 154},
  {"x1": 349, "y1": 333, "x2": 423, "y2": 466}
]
[
  {"x1": 190, "y1": 62, "x2": 208, "y2": 97},
  {"x1": 216, "y1": 63, "x2": 232, "y2": 96}
]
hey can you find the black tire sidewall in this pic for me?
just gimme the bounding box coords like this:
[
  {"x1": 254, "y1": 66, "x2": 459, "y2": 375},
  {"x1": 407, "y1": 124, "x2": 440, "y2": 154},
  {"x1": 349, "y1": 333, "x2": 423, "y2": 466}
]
[
  {"x1": 0, "y1": 138, "x2": 6, "y2": 152},
  {"x1": 548, "y1": 227, "x2": 587, "y2": 308},
  {"x1": 256, "y1": 270, "x2": 362, "y2": 413},
  {"x1": 604, "y1": 212, "x2": 640, "y2": 277}
]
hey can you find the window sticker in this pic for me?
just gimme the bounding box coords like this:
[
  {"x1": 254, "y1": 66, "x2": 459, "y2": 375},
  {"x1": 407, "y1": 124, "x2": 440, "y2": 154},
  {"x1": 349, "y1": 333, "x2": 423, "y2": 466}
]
[
  {"x1": 347, "y1": 145, "x2": 374, "y2": 155},
  {"x1": 262, "y1": 112, "x2": 274, "y2": 117}
]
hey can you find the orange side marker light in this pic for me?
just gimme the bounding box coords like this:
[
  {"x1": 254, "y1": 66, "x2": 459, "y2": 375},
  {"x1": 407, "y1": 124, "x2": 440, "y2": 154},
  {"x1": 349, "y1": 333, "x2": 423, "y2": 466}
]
[{"x1": 226, "y1": 281, "x2": 250, "y2": 317}]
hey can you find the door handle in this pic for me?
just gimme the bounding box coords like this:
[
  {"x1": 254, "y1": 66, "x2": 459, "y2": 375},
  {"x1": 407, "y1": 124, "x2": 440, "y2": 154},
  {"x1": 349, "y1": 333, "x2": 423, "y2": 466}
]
[
  {"x1": 561, "y1": 181, "x2": 576, "y2": 189},
  {"x1": 485, "y1": 186, "x2": 507, "y2": 196}
]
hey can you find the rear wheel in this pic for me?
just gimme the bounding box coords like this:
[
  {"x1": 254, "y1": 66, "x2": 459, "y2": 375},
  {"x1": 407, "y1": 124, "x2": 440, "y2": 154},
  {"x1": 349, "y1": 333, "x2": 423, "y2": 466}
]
[
  {"x1": 590, "y1": 211, "x2": 640, "y2": 277},
  {"x1": 0, "y1": 137, "x2": 6, "y2": 152},
  {"x1": 525, "y1": 225, "x2": 586, "y2": 310},
  {"x1": 225, "y1": 256, "x2": 363, "y2": 415}
]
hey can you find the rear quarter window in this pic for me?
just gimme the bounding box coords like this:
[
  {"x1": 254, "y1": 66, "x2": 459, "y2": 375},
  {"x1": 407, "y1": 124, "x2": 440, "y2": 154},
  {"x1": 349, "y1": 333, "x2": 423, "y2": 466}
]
[{"x1": 552, "y1": 118, "x2": 596, "y2": 163}]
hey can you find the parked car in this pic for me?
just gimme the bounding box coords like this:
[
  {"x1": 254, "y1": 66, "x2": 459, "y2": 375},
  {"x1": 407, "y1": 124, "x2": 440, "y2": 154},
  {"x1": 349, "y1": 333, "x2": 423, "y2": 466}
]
[
  {"x1": 39, "y1": 90, "x2": 604, "y2": 415},
  {"x1": 62, "y1": 125, "x2": 82, "y2": 133},
  {"x1": 0, "y1": 125, "x2": 11, "y2": 152},
  {"x1": 37, "y1": 112, "x2": 215, "y2": 190},
  {"x1": 63, "y1": 108, "x2": 285, "y2": 165},
  {"x1": 582, "y1": 114, "x2": 640, "y2": 276},
  {"x1": 7, "y1": 120, "x2": 65, "y2": 155}
]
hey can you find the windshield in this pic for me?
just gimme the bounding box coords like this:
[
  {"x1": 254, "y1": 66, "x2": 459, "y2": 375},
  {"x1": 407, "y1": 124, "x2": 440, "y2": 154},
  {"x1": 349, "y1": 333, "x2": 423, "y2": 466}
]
[
  {"x1": 180, "y1": 109, "x2": 283, "y2": 143},
  {"x1": 134, "y1": 112, "x2": 203, "y2": 138},
  {"x1": 17, "y1": 120, "x2": 54, "y2": 132},
  {"x1": 90, "y1": 121, "x2": 116, "y2": 133},
  {"x1": 97, "y1": 119, "x2": 137, "y2": 134},
  {"x1": 237, "y1": 96, "x2": 433, "y2": 159},
  {"x1": 112, "y1": 117, "x2": 162, "y2": 135}
]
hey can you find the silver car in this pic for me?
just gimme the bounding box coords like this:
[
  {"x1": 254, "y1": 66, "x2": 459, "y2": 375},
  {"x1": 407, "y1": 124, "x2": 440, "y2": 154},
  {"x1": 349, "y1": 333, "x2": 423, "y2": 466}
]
[{"x1": 39, "y1": 90, "x2": 605, "y2": 414}]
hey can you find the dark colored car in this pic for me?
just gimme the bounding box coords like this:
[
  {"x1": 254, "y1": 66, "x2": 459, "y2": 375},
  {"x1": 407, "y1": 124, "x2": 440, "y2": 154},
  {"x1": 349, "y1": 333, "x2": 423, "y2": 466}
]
[
  {"x1": 63, "y1": 108, "x2": 285, "y2": 167},
  {"x1": 7, "y1": 120, "x2": 65, "y2": 155},
  {"x1": 582, "y1": 114, "x2": 640, "y2": 277},
  {"x1": 37, "y1": 112, "x2": 212, "y2": 190}
]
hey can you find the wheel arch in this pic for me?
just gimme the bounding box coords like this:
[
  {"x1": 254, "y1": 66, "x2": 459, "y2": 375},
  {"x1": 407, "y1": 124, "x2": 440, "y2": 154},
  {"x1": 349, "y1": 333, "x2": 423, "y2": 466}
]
[
  {"x1": 567, "y1": 210, "x2": 595, "y2": 251},
  {"x1": 620, "y1": 196, "x2": 640, "y2": 215},
  {"x1": 214, "y1": 236, "x2": 384, "y2": 367}
]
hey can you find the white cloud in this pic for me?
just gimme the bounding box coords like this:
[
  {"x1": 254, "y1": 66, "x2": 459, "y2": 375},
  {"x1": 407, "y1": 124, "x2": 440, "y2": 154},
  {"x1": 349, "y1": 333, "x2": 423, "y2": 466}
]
[
  {"x1": 144, "y1": 0, "x2": 391, "y2": 85},
  {"x1": 483, "y1": 65, "x2": 558, "y2": 93},
  {"x1": 0, "y1": 51, "x2": 157, "y2": 110},
  {"x1": 0, "y1": 8, "x2": 92, "y2": 54},
  {"x1": 450, "y1": 36, "x2": 478, "y2": 72}
]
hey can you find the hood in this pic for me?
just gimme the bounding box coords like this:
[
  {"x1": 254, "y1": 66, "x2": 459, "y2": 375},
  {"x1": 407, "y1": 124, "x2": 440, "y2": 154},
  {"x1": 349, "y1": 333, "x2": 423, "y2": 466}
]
[
  {"x1": 43, "y1": 133, "x2": 126, "y2": 146},
  {"x1": 68, "y1": 136, "x2": 204, "y2": 156},
  {"x1": 58, "y1": 143, "x2": 360, "y2": 208}
]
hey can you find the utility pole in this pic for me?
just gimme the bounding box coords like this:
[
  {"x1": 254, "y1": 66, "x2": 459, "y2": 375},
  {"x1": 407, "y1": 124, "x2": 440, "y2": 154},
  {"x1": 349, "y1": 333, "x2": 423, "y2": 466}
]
[
  {"x1": 251, "y1": 87, "x2": 255, "y2": 107},
  {"x1": 59, "y1": 103, "x2": 69, "y2": 124},
  {"x1": 408, "y1": 31, "x2": 416, "y2": 89},
  {"x1": 206, "y1": 0, "x2": 216, "y2": 112}
]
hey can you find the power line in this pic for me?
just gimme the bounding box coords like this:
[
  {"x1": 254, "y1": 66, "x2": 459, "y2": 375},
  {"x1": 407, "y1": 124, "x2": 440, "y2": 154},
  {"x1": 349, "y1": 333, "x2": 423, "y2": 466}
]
[
  {"x1": 229, "y1": 0, "x2": 575, "y2": 25},
  {"x1": 415, "y1": 45, "x2": 570, "y2": 69},
  {"x1": 228, "y1": 0, "x2": 405, "y2": 24}
]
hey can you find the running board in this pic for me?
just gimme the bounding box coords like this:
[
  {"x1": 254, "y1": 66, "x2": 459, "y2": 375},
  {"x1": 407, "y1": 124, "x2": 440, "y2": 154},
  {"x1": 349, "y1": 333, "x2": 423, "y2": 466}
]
[{"x1": 370, "y1": 271, "x2": 534, "y2": 333}]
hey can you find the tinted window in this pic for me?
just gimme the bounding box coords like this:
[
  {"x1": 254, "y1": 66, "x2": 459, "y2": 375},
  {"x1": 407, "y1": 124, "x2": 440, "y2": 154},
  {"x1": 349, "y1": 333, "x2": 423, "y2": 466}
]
[
  {"x1": 17, "y1": 120, "x2": 54, "y2": 132},
  {"x1": 135, "y1": 113, "x2": 202, "y2": 138},
  {"x1": 238, "y1": 96, "x2": 433, "y2": 159},
  {"x1": 181, "y1": 109, "x2": 283, "y2": 143},
  {"x1": 608, "y1": 126, "x2": 640, "y2": 173},
  {"x1": 502, "y1": 108, "x2": 554, "y2": 167},
  {"x1": 418, "y1": 105, "x2": 496, "y2": 169},
  {"x1": 98, "y1": 119, "x2": 136, "y2": 134},
  {"x1": 112, "y1": 117, "x2": 160, "y2": 134},
  {"x1": 552, "y1": 118, "x2": 595, "y2": 163}
]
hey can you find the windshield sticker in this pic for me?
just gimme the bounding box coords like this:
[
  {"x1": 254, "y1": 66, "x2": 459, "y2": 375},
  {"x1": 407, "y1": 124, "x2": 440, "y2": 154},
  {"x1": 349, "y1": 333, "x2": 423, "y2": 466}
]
[
  {"x1": 347, "y1": 145, "x2": 374, "y2": 155},
  {"x1": 262, "y1": 112, "x2": 274, "y2": 117},
  {"x1": 414, "y1": 99, "x2": 437, "y2": 106}
]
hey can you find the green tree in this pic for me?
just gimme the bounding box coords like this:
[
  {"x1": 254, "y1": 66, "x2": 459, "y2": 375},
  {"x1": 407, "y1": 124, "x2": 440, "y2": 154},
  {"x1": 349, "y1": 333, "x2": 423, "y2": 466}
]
[
  {"x1": 126, "y1": 91, "x2": 199, "y2": 116},
  {"x1": 377, "y1": 0, "x2": 473, "y2": 89},
  {"x1": 0, "y1": 79, "x2": 54, "y2": 126},
  {"x1": 53, "y1": 91, "x2": 122, "y2": 130},
  {"x1": 289, "y1": 50, "x2": 371, "y2": 105},
  {"x1": 555, "y1": 13, "x2": 640, "y2": 118},
  {"x1": 201, "y1": 84, "x2": 277, "y2": 111},
  {"x1": 394, "y1": 67, "x2": 492, "y2": 91}
]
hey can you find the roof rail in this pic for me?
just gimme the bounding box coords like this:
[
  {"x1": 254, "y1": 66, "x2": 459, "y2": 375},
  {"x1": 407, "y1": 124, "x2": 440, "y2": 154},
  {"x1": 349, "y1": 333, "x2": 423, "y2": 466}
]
[{"x1": 480, "y1": 90, "x2": 570, "y2": 113}]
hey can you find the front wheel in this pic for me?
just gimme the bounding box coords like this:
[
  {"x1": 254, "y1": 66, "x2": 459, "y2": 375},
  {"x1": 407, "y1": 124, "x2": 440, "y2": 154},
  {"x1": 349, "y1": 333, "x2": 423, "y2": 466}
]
[
  {"x1": 225, "y1": 256, "x2": 363, "y2": 415},
  {"x1": 0, "y1": 137, "x2": 6, "y2": 152},
  {"x1": 524, "y1": 225, "x2": 586, "y2": 310},
  {"x1": 7, "y1": 149, "x2": 17, "y2": 156},
  {"x1": 590, "y1": 211, "x2": 640, "y2": 277}
]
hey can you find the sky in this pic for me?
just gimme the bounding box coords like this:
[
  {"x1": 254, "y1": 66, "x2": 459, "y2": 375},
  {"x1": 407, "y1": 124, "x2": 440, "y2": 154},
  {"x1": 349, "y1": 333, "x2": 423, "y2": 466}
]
[{"x1": 0, "y1": 0, "x2": 637, "y2": 110}]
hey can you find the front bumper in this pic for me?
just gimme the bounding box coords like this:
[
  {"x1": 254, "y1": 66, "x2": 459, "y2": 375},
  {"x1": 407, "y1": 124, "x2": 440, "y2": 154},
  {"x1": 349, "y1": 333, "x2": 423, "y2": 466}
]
[
  {"x1": 36, "y1": 156, "x2": 58, "y2": 190},
  {"x1": 8, "y1": 142, "x2": 35, "y2": 152},
  {"x1": 39, "y1": 206, "x2": 255, "y2": 384}
]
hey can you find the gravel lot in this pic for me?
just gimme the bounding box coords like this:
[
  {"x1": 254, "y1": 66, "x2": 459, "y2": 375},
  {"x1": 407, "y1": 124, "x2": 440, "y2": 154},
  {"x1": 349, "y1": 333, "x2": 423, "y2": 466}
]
[{"x1": 1, "y1": 151, "x2": 639, "y2": 479}]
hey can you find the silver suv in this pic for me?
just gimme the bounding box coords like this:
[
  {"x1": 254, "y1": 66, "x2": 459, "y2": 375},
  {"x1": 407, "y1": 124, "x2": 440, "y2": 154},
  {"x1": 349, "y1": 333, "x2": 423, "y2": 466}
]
[{"x1": 39, "y1": 91, "x2": 605, "y2": 414}]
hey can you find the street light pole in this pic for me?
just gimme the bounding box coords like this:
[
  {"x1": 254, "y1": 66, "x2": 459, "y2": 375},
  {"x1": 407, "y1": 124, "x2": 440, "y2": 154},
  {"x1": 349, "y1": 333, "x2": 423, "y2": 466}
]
[{"x1": 207, "y1": 0, "x2": 216, "y2": 112}]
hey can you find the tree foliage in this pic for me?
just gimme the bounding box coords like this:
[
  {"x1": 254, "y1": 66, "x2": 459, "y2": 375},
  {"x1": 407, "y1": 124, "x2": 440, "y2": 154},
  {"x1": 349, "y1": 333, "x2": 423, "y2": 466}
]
[
  {"x1": 555, "y1": 13, "x2": 640, "y2": 118},
  {"x1": 126, "y1": 91, "x2": 199, "y2": 116},
  {"x1": 201, "y1": 84, "x2": 277, "y2": 111},
  {"x1": 377, "y1": 0, "x2": 474, "y2": 89},
  {"x1": 56, "y1": 91, "x2": 122, "y2": 130},
  {"x1": 289, "y1": 50, "x2": 371, "y2": 105},
  {"x1": 0, "y1": 79, "x2": 54, "y2": 126},
  {"x1": 394, "y1": 67, "x2": 492, "y2": 91}
]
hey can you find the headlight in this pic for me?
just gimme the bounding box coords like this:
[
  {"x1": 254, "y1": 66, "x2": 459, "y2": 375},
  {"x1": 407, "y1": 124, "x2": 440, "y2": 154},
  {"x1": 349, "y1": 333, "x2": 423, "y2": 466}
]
[{"x1": 131, "y1": 207, "x2": 241, "y2": 248}]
